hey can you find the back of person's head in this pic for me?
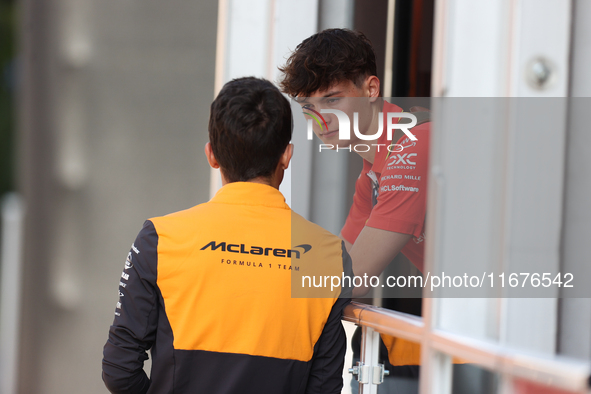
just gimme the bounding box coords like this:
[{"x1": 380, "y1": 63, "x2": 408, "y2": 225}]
[
  {"x1": 208, "y1": 77, "x2": 292, "y2": 183},
  {"x1": 279, "y1": 28, "x2": 377, "y2": 97}
]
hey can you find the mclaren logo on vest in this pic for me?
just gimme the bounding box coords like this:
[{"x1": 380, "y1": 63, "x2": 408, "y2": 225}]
[{"x1": 200, "y1": 241, "x2": 312, "y2": 259}]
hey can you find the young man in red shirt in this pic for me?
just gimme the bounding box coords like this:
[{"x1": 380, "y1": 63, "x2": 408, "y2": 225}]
[
  {"x1": 280, "y1": 28, "x2": 430, "y2": 386},
  {"x1": 280, "y1": 28, "x2": 430, "y2": 299}
]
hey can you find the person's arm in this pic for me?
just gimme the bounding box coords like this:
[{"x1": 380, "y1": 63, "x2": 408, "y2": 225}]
[
  {"x1": 351, "y1": 227, "x2": 411, "y2": 297},
  {"x1": 338, "y1": 233, "x2": 353, "y2": 252},
  {"x1": 305, "y1": 243, "x2": 352, "y2": 394},
  {"x1": 305, "y1": 297, "x2": 349, "y2": 394},
  {"x1": 102, "y1": 221, "x2": 159, "y2": 394},
  {"x1": 350, "y1": 123, "x2": 431, "y2": 296}
]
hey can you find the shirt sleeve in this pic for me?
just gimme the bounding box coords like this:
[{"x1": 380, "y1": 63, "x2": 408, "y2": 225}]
[
  {"x1": 366, "y1": 123, "x2": 430, "y2": 238},
  {"x1": 102, "y1": 220, "x2": 159, "y2": 394},
  {"x1": 340, "y1": 161, "x2": 374, "y2": 244},
  {"x1": 305, "y1": 243, "x2": 352, "y2": 394}
]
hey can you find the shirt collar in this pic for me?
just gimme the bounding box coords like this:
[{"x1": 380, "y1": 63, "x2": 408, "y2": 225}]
[
  {"x1": 210, "y1": 182, "x2": 290, "y2": 210},
  {"x1": 370, "y1": 100, "x2": 403, "y2": 173}
]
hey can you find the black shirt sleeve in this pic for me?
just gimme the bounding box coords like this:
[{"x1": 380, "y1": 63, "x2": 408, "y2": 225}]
[
  {"x1": 305, "y1": 243, "x2": 352, "y2": 394},
  {"x1": 102, "y1": 221, "x2": 159, "y2": 394}
]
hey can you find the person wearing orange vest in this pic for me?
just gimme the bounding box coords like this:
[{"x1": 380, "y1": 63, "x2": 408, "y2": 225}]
[{"x1": 102, "y1": 77, "x2": 352, "y2": 394}]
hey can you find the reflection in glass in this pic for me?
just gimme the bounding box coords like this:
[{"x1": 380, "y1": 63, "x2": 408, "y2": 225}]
[{"x1": 451, "y1": 363, "x2": 499, "y2": 394}]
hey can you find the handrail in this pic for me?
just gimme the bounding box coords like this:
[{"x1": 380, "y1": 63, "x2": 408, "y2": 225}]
[
  {"x1": 343, "y1": 301, "x2": 591, "y2": 393},
  {"x1": 343, "y1": 302, "x2": 424, "y2": 343}
]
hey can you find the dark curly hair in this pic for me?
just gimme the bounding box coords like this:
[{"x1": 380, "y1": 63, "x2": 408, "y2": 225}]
[
  {"x1": 209, "y1": 77, "x2": 292, "y2": 183},
  {"x1": 278, "y1": 29, "x2": 377, "y2": 97}
]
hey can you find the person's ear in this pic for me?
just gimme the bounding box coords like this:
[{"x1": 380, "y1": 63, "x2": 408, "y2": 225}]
[
  {"x1": 204, "y1": 142, "x2": 220, "y2": 169},
  {"x1": 367, "y1": 76, "x2": 380, "y2": 102},
  {"x1": 279, "y1": 143, "x2": 294, "y2": 170}
]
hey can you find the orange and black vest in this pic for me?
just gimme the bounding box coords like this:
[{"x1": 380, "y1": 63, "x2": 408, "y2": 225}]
[{"x1": 103, "y1": 182, "x2": 352, "y2": 394}]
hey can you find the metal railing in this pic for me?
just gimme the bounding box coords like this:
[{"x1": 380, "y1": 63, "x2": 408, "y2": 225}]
[{"x1": 343, "y1": 301, "x2": 591, "y2": 394}]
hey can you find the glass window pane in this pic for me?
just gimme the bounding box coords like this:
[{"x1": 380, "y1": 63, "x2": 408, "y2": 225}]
[{"x1": 451, "y1": 363, "x2": 499, "y2": 394}]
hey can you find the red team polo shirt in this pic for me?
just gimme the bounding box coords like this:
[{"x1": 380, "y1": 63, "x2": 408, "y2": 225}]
[{"x1": 340, "y1": 101, "x2": 430, "y2": 273}]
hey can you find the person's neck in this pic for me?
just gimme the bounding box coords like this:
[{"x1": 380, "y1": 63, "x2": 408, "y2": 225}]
[
  {"x1": 354, "y1": 100, "x2": 383, "y2": 164},
  {"x1": 356, "y1": 145, "x2": 377, "y2": 164},
  {"x1": 221, "y1": 175, "x2": 280, "y2": 190},
  {"x1": 248, "y1": 176, "x2": 279, "y2": 189}
]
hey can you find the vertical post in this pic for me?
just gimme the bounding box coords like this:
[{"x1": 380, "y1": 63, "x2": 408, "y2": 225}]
[
  {"x1": 359, "y1": 326, "x2": 381, "y2": 394},
  {"x1": 421, "y1": 349, "x2": 453, "y2": 394},
  {"x1": 559, "y1": 0, "x2": 591, "y2": 359},
  {"x1": 382, "y1": 0, "x2": 396, "y2": 98},
  {"x1": 419, "y1": 297, "x2": 452, "y2": 394},
  {"x1": 0, "y1": 193, "x2": 25, "y2": 394},
  {"x1": 498, "y1": 374, "x2": 515, "y2": 394}
]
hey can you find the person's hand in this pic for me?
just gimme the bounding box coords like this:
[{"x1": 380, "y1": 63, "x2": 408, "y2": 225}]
[{"x1": 350, "y1": 227, "x2": 412, "y2": 297}]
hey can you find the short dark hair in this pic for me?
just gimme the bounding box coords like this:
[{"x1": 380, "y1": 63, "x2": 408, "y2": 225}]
[
  {"x1": 279, "y1": 29, "x2": 377, "y2": 97},
  {"x1": 208, "y1": 77, "x2": 292, "y2": 183}
]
